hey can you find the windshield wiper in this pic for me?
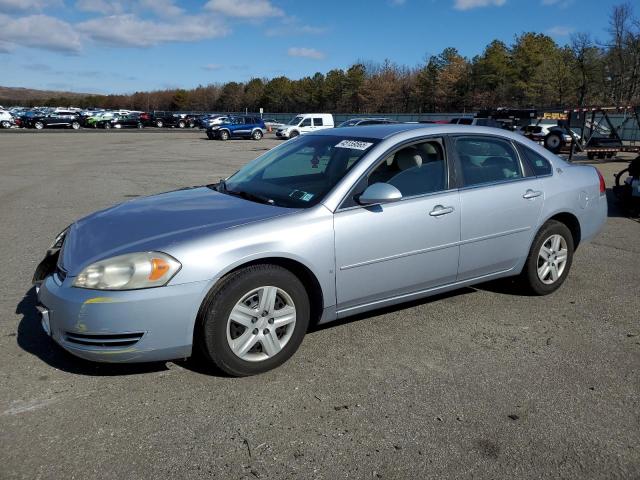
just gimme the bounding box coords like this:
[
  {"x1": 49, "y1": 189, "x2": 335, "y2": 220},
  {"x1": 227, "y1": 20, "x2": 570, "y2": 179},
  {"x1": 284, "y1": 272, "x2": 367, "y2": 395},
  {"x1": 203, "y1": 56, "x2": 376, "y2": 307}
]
[{"x1": 225, "y1": 188, "x2": 276, "y2": 206}]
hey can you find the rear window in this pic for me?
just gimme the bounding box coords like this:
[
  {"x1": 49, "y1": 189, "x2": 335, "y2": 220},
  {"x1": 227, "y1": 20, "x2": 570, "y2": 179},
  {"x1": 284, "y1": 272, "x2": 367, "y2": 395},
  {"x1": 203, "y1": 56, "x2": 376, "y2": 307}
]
[
  {"x1": 313, "y1": 117, "x2": 324, "y2": 126},
  {"x1": 520, "y1": 145, "x2": 553, "y2": 176}
]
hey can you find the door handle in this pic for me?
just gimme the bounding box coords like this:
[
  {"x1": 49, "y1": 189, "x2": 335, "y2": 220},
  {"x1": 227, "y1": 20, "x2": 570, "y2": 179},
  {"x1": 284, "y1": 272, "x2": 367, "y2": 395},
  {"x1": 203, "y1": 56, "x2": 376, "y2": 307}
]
[
  {"x1": 523, "y1": 189, "x2": 543, "y2": 199},
  {"x1": 429, "y1": 205, "x2": 455, "y2": 217}
]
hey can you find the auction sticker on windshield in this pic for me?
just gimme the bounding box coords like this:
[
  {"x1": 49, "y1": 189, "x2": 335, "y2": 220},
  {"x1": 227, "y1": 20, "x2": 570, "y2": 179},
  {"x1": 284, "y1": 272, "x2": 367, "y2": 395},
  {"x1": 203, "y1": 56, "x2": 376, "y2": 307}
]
[{"x1": 335, "y1": 140, "x2": 374, "y2": 150}]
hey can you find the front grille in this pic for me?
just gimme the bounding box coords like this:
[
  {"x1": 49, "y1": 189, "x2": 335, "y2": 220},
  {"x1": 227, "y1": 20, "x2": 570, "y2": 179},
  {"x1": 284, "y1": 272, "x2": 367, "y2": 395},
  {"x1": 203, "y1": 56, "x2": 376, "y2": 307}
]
[{"x1": 64, "y1": 331, "x2": 144, "y2": 348}]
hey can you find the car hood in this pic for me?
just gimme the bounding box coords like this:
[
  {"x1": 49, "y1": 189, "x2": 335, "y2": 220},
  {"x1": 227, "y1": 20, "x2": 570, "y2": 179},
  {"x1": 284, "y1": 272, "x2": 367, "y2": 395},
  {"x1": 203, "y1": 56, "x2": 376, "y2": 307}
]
[{"x1": 61, "y1": 186, "x2": 295, "y2": 275}]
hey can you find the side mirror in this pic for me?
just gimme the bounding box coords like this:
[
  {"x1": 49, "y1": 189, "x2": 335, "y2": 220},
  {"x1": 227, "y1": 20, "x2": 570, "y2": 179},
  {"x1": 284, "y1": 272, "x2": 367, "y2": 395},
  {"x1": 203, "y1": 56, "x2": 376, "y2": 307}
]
[{"x1": 358, "y1": 183, "x2": 402, "y2": 205}]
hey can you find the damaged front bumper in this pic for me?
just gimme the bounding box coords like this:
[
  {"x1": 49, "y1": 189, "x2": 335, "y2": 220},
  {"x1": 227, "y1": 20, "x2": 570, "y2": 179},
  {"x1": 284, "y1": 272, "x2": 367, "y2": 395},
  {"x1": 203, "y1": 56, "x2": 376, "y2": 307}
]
[{"x1": 35, "y1": 273, "x2": 212, "y2": 363}]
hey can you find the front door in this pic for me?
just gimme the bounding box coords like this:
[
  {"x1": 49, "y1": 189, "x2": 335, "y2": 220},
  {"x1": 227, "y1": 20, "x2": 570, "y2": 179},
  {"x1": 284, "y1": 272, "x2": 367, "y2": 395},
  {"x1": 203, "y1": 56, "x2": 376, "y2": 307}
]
[{"x1": 334, "y1": 138, "x2": 460, "y2": 314}]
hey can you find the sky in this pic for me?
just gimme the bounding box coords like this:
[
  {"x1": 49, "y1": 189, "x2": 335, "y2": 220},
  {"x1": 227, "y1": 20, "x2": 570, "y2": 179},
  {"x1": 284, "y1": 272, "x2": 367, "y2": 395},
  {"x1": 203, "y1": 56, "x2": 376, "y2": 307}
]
[{"x1": 0, "y1": 0, "x2": 627, "y2": 94}]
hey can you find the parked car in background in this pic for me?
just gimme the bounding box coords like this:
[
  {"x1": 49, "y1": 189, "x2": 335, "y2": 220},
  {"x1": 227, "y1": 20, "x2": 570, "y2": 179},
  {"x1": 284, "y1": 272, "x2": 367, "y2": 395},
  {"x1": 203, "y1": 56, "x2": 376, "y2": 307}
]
[
  {"x1": 0, "y1": 108, "x2": 15, "y2": 128},
  {"x1": 152, "y1": 112, "x2": 191, "y2": 128},
  {"x1": 33, "y1": 124, "x2": 607, "y2": 376},
  {"x1": 138, "y1": 112, "x2": 153, "y2": 126},
  {"x1": 516, "y1": 123, "x2": 578, "y2": 153},
  {"x1": 262, "y1": 118, "x2": 284, "y2": 130},
  {"x1": 449, "y1": 117, "x2": 502, "y2": 127},
  {"x1": 96, "y1": 113, "x2": 143, "y2": 129},
  {"x1": 206, "y1": 116, "x2": 266, "y2": 140},
  {"x1": 22, "y1": 112, "x2": 81, "y2": 130},
  {"x1": 338, "y1": 117, "x2": 398, "y2": 127},
  {"x1": 85, "y1": 112, "x2": 115, "y2": 128},
  {"x1": 276, "y1": 113, "x2": 334, "y2": 139}
]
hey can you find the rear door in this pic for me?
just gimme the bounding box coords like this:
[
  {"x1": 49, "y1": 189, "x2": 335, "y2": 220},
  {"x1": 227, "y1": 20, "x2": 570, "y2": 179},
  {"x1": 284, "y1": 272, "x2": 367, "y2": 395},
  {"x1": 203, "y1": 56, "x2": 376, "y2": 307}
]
[{"x1": 451, "y1": 135, "x2": 544, "y2": 280}]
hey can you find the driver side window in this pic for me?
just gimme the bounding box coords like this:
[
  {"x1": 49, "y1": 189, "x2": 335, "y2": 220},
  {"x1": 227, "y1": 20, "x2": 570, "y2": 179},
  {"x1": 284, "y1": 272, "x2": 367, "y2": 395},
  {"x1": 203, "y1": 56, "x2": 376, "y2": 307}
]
[
  {"x1": 301, "y1": 118, "x2": 312, "y2": 127},
  {"x1": 366, "y1": 139, "x2": 447, "y2": 198}
]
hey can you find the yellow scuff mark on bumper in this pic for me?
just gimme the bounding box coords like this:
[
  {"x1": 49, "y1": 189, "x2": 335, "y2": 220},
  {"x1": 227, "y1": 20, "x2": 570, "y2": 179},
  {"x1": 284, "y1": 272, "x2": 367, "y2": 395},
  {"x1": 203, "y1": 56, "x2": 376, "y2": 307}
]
[{"x1": 83, "y1": 297, "x2": 121, "y2": 305}]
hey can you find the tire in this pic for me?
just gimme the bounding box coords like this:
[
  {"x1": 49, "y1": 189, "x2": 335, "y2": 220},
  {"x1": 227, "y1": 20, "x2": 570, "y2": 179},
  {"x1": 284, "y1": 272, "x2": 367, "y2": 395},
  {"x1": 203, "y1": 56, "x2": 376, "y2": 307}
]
[
  {"x1": 252, "y1": 129, "x2": 263, "y2": 140},
  {"x1": 104, "y1": 123, "x2": 111, "y2": 129},
  {"x1": 1, "y1": 120, "x2": 10, "y2": 129},
  {"x1": 289, "y1": 130, "x2": 299, "y2": 139},
  {"x1": 197, "y1": 264, "x2": 310, "y2": 376},
  {"x1": 178, "y1": 120, "x2": 186, "y2": 128},
  {"x1": 71, "y1": 121, "x2": 80, "y2": 130},
  {"x1": 519, "y1": 220, "x2": 574, "y2": 296},
  {"x1": 137, "y1": 123, "x2": 143, "y2": 129},
  {"x1": 114, "y1": 123, "x2": 122, "y2": 129},
  {"x1": 219, "y1": 129, "x2": 230, "y2": 141},
  {"x1": 615, "y1": 167, "x2": 630, "y2": 188},
  {"x1": 543, "y1": 132, "x2": 563, "y2": 153},
  {"x1": 156, "y1": 120, "x2": 163, "y2": 128},
  {"x1": 34, "y1": 121, "x2": 44, "y2": 130}
]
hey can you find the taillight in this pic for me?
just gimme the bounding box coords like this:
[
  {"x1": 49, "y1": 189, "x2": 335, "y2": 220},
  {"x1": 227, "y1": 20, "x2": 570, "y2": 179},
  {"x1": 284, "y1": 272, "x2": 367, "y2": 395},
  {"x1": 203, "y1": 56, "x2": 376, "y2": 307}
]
[{"x1": 596, "y1": 169, "x2": 606, "y2": 196}]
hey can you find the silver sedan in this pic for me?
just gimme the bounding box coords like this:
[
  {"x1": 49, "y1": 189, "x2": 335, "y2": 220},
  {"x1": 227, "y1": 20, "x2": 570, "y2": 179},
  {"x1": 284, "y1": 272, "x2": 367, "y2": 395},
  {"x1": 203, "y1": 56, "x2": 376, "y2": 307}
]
[{"x1": 34, "y1": 124, "x2": 607, "y2": 376}]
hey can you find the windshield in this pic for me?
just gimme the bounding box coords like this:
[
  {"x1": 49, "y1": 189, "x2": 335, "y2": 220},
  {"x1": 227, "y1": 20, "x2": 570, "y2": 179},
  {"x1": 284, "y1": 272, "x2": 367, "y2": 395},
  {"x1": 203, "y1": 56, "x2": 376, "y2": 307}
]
[
  {"x1": 338, "y1": 120, "x2": 360, "y2": 127},
  {"x1": 223, "y1": 135, "x2": 380, "y2": 208},
  {"x1": 287, "y1": 116, "x2": 303, "y2": 126}
]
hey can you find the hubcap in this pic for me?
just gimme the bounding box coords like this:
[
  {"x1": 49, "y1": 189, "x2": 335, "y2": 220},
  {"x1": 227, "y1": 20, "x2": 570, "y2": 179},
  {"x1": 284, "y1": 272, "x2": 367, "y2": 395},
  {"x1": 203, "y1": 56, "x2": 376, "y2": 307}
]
[
  {"x1": 226, "y1": 286, "x2": 296, "y2": 362},
  {"x1": 548, "y1": 136, "x2": 560, "y2": 148},
  {"x1": 537, "y1": 234, "x2": 568, "y2": 285}
]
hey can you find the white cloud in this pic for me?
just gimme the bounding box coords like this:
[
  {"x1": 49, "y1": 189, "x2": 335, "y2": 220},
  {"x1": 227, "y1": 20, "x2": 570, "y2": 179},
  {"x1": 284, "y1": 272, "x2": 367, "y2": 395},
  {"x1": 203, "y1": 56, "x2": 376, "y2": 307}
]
[
  {"x1": 0, "y1": 0, "x2": 60, "y2": 13},
  {"x1": 287, "y1": 47, "x2": 325, "y2": 60},
  {"x1": 203, "y1": 63, "x2": 223, "y2": 70},
  {"x1": 454, "y1": 0, "x2": 506, "y2": 10},
  {"x1": 546, "y1": 25, "x2": 574, "y2": 36},
  {"x1": 75, "y1": 0, "x2": 125, "y2": 15},
  {"x1": 0, "y1": 13, "x2": 82, "y2": 52},
  {"x1": 138, "y1": 0, "x2": 184, "y2": 18},
  {"x1": 205, "y1": 0, "x2": 283, "y2": 18},
  {"x1": 77, "y1": 14, "x2": 228, "y2": 47}
]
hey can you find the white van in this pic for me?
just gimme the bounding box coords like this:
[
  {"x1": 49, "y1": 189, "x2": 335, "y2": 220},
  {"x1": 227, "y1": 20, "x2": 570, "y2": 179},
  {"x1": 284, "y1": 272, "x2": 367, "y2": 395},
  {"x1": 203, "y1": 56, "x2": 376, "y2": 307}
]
[{"x1": 276, "y1": 113, "x2": 334, "y2": 139}]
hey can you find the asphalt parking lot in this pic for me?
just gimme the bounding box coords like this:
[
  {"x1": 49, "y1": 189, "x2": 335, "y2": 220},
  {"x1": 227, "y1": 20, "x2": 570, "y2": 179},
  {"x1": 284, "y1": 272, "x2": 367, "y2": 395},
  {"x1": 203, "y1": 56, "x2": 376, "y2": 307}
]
[{"x1": 0, "y1": 129, "x2": 638, "y2": 479}]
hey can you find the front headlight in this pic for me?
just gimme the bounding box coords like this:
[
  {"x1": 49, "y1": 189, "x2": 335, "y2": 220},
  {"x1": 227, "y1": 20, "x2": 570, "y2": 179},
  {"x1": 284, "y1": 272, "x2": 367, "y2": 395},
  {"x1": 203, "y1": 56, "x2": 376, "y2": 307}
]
[{"x1": 73, "y1": 251, "x2": 181, "y2": 290}]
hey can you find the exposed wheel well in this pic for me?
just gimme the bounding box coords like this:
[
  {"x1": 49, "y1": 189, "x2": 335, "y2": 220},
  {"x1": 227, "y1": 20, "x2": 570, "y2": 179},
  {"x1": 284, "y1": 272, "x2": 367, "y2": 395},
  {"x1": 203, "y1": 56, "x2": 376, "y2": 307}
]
[{"x1": 548, "y1": 212, "x2": 581, "y2": 249}]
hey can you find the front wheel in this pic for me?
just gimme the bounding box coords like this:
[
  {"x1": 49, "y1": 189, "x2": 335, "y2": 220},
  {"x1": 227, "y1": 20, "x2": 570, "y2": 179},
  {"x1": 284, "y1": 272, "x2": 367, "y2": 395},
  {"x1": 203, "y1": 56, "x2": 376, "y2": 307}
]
[
  {"x1": 34, "y1": 121, "x2": 44, "y2": 130},
  {"x1": 198, "y1": 264, "x2": 310, "y2": 376},
  {"x1": 178, "y1": 121, "x2": 185, "y2": 128},
  {"x1": 519, "y1": 220, "x2": 574, "y2": 295},
  {"x1": 289, "y1": 130, "x2": 299, "y2": 139},
  {"x1": 156, "y1": 120, "x2": 163, "y2": 128},
  {"x1": 1, "y1": 120, "x2": 10, "y2": 129},
  {"x1": 218, "y1": 130, "x2": 230, "y2": 141},
  {"x1": 137, "y1": 122, "x2": 143, "y2": 129},
  {"x1": 104, "y1": 122, "x2": 111, "y2": 129}
]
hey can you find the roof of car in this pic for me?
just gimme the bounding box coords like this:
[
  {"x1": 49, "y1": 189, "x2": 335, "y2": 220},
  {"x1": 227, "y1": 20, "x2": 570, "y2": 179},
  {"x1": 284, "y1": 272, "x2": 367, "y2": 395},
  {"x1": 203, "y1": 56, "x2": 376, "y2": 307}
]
[{"x1": 314, "y1": 123, "x2": 523, "y2": 141}]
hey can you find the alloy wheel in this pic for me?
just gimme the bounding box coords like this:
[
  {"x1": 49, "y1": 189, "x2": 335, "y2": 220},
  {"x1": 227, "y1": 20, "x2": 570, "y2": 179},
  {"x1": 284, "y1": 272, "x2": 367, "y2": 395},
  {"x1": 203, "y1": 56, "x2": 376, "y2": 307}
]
[
  {"x1": 537, "y1": 234, "x2": 568, "y2": 285},
  {"x1": 226, "y1": 286, "x2": 297, "y2": 362}
]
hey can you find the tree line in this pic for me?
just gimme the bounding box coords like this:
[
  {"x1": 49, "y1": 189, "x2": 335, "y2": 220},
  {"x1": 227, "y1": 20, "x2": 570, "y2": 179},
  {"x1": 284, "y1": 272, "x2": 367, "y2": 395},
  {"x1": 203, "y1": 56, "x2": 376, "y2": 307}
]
[{"x1": 3, "y1": 3, "x2": 640, "y2": 113}]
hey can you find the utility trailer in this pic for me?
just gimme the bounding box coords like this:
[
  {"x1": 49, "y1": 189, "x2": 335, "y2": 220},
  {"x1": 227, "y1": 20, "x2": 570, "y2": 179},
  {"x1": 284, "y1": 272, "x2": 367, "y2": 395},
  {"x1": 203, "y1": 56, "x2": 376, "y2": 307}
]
[{"x1": 476, "y1": 106, "x2": 640, "y2": 160}]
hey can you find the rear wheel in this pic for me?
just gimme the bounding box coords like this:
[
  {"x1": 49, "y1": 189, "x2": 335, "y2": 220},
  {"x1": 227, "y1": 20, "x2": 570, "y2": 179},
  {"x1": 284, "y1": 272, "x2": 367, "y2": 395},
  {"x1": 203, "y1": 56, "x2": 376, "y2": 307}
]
[
  {"x1": 519, "y1": 220, "x2": 574, "y2": 295},
  {"x1": 34, "y1": 121, "x2": 44, "y2": 130},
  {"x1": 114, "y1": 123, "x2": 122, "y2": 129},
  {"x1": 104, "y1": 122, "x2": 111, "y2": 129},
  {"x1": 137, "y1": 122, "x2": 143, "y2": 129},
  {"x1": 156, "y1": 120, "x2": 163, "y2": 128},
  {"x1": 71, "y1": 121, "x2": 80, "y2": 130},
  {"x1": 252, "y1": 129, "x2": 263, "y2": 140},
  {"x1": 178, "y1": 120, "x2": 186, "y2": 128},
  {"x1": 198, "y1": 264, "x2": 310, "y2": 376}
]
